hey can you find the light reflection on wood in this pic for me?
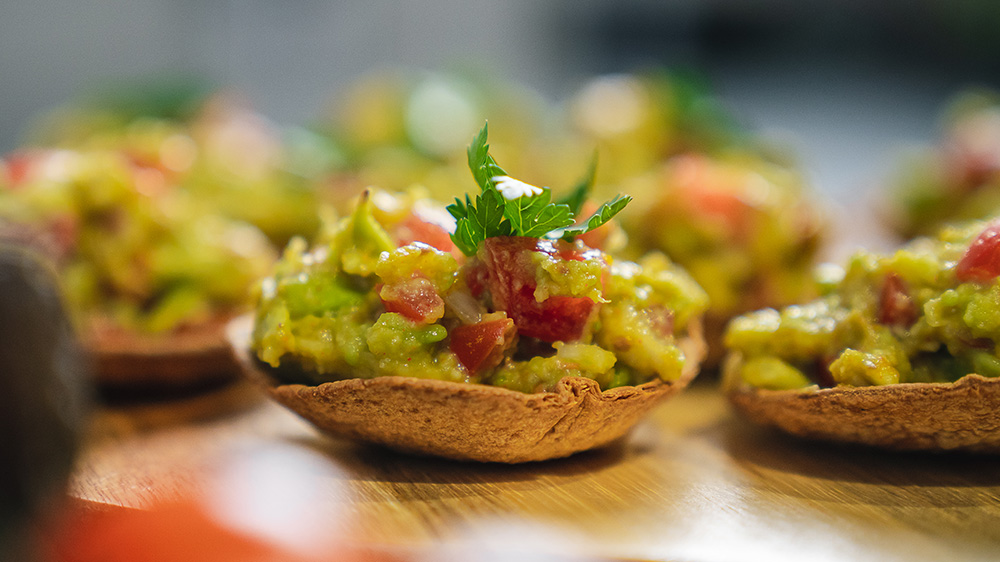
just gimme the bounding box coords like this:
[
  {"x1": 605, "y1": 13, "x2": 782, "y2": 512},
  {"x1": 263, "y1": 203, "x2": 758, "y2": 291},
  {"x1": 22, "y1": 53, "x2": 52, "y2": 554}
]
[{"x1": 70, "y1": 381, "x2": 1000, "y2": 561}]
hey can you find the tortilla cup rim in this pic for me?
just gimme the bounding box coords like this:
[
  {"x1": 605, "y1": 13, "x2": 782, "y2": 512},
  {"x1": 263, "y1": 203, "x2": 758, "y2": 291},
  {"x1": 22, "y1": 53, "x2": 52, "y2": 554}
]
[
  {"x1": 727, "y1": 367, "x2": 1000, "y2": 452},
  {"x1": 228, "y1": 314, "x2": 705, "y2": 463}
]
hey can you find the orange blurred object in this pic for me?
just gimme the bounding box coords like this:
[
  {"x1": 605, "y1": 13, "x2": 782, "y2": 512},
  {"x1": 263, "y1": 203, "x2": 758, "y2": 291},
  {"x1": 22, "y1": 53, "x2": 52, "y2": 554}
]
[
  {"x1": 47, "y1": 501, "x2": 314, "y2": 562},
  {"x1": 43, "y1": 499, "x2": 408, "y2": 562},
  {"x1": 39, "y1": 444, "x2": 407, "y2": 562}
]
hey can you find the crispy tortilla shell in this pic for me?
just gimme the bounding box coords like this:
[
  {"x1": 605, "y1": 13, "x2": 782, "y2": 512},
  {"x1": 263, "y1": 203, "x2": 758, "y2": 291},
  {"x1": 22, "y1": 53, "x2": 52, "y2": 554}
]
[
  {"x1": 88, "y1": 317, "x2": 239, "y2": 388},
  {"x1": 728, "y1": 374, "x2": 1000, "y2": 452},
  {"x1": 230, "y1": 316, "x2": 704, "y2": 463}
]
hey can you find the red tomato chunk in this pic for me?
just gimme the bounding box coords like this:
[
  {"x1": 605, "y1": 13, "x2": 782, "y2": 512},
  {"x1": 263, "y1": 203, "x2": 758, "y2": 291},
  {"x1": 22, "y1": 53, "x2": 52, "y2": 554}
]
[
  {"x1": 380, "y1": 277, "x2": 445, "y2": 323},
  {"x1": 878, "y1": 273, "x2": 918, "y2": 327},
  {"x1": 395, "y1": 213, "x2": 456, "y2": 255},
  {"x1": 956, "y1": 220, "x2": 1000, "y2": 283},
  {"x1": 450, "y1": 317, "x2": 516, "y2": 373},
  {"x1": 476, "y1": 236, "x2": 599, "y2": 343}
]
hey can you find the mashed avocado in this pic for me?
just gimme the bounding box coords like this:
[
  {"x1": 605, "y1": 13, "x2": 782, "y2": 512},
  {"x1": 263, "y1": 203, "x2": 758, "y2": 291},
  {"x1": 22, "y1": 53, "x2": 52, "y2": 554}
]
[
  {"x1": 725, "y1": 219, "x2": 1000, "y2": 390},
  {"x1": 31, "y1": 91, "x2": 331, "y2": 246},
  {"x1": 0, "y1": 149, "x2": 275, "y2": 333},
  {"x1": 889, "y1": 91, "x2": 1000, "y2": 238},
  {"x1": 625, "y1": 152, "x2": 822, "y2": 321},
  {"x1": 251, "y1": 190, "x2": 708, "y2": 393}
]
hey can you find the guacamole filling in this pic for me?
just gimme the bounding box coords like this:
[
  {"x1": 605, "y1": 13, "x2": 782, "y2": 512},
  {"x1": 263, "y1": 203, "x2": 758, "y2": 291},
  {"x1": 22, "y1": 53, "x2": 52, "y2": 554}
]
[
  {"x1": 625, "y1": 152, "x2": 822, "y2": 320},
  {"x1": 32, "y1": 91, "x2": 329, "y2": 246},
  {"x1": 725, "y1": 219, "x2": 1000, "y2": 390},
  {"x1": 251, "y1": 189, "x2": 707, "y2": 393},
  {"x1": 890, "y1": 93, "x2": 1000, "y2": 238},
  {"x1": 0, "y1": 149, "x2": 275, "y2": 333}
]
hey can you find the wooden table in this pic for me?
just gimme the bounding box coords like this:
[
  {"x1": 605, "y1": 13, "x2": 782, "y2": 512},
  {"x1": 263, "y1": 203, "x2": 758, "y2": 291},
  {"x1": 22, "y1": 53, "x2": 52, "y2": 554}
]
[{"x1": 70, "y1": 380, "x2": 1000, "y2": 562}]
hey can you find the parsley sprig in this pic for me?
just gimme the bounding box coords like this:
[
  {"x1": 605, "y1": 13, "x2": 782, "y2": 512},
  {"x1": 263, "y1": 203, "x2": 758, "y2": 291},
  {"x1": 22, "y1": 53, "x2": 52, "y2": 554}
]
[{"x1": 447, "y1": 123, "x2": 632, "y2": 256}]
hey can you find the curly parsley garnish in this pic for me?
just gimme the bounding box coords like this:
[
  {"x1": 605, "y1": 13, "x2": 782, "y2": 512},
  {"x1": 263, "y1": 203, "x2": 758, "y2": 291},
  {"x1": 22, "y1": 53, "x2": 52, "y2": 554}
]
[{"x1": 447, "y1": 123, "x2": 631, "y2": 256}]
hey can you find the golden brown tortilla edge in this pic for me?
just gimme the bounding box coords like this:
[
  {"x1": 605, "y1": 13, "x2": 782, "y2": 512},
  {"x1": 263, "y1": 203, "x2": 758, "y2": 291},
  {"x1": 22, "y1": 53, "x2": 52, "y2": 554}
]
[
  {"x1": 89, "y1": 315, "x2": 239, "y2": 386},
  {"x1": 727, "y1": 370, "x2": 1000, "y2": 452},
  {"x1": 230, "y1": 314, "x2": 707, "y2": 462}
]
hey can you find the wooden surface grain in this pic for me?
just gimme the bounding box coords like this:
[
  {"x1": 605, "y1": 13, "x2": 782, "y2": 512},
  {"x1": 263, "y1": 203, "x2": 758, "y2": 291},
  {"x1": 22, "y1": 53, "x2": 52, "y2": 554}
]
[{"x1": 69, "y1": 380, "x2": 1000, "y2": 562}]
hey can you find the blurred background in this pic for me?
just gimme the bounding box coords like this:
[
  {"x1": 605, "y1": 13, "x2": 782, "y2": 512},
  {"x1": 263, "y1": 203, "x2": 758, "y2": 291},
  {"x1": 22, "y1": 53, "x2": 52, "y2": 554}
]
[
  {"x1": 3, "y1": 0, "x2": 1000, "y2": 203},
  {"x1": 4, "y1": 4, "x2": 1000, "y2": 559}
]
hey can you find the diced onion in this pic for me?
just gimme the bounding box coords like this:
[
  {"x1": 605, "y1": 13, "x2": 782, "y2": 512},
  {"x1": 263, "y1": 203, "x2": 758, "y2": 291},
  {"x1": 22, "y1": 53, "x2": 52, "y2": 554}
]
[{"x1": 444, "y1": 290, "x2": 484, "y2": 325}]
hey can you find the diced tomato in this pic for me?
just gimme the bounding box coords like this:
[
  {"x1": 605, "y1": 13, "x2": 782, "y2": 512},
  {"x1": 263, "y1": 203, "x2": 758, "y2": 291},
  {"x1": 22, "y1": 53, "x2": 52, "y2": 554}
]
[
  {"x1": 395, "y1": 214, "x2": 456, "y2": 255},
  {"x1": 380, "y1": 277, "x2": 445, "y2": 323},
  {"x1": 510, "y1": 291, "x2": 595, "y2": 342},
  {"x1": 466, "y1": 261, "x2": 489, "y2": 299},
  {"x1": 450, "y1": 317, "x2": 516, "y2": 373},
  {"x1": 956, "y1": 220, "x2": 1000, "y2": 283},
  {"x1": 576, "y1": 228, "x2": 606, "y2": 252},
  {"x1": 945, "y1": 111, "x2": 1000, "y2": 189},
  {"x1": 687, "y1": 188, "x2": 748, "y2": 225},
  {"x1": 558, "y1": 241, "x2": 599, "y2": 262},
  {"x1": 878, "y1": 273, "x2": 917, "y2": 327},
  {"x1": 476, "y1": 236, "x2": 600, "y2": 343},
  {"x1": 3, "y1": 150, "x2": 45, "y2": 187},
  {"x1": 670, "y1": 154, "x2": 753, "y2": 235},
  {"x1": 949, "y1": 149, "x2": 997, "y2": 189}
]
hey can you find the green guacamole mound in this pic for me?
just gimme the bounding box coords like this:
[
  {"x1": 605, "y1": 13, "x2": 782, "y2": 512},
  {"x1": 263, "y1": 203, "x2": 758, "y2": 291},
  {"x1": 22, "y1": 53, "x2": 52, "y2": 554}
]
[
  {"x1": 725, "y1": 220, "x2": 1000, "y2": 391},
  {"x1": 251, "y1": 190, "x2": 708, "y2": 393},
  {"x1": 33, "y1": 91, "x2": 330, "y2": 246},
  {"x1": 0, "y1": 149, "x2": 275, "y2": 333},
  {"x1": 624, "y1": 152, "x2": 823, "y2": 321},
  {"x1": 889, "y1": 91, "x2": 1000, "y2": 239}
]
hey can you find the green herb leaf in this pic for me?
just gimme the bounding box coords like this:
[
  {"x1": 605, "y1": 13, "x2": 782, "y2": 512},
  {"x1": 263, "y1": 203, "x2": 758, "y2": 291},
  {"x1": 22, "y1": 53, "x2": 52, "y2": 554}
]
[
  {"x1": 452, "y1": 123, "x2": 629, "y2": 255},
  {"x1": 446, "y1": 195, "x2": 472, "y2": 221},
  {"x1": 450, "y1": 218, "x2": 479, "y2": 257},
  {"x1": 555, "y1": 194, "x2": 632, "y2": 241},
  {"x1": 449, "y1": 189, "x2": 511, "y2": 256},
  {"x1": 556, "y1": 151, "x2": 598, "y2": 215},
  {"x1": 505, "y1": 188, "x2": 575, "y2": 237},
  {"x1": 476, "y1": 189, "x2": 512, "y2": 238},
  {"x1": 467, "y1": 123, "x2": 507, "y2": 192},
  {"x1": 584, "y1": 195, "x2": 632, "y2": 232}
]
